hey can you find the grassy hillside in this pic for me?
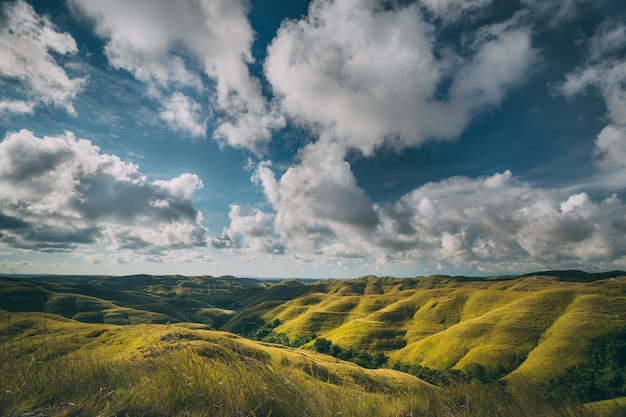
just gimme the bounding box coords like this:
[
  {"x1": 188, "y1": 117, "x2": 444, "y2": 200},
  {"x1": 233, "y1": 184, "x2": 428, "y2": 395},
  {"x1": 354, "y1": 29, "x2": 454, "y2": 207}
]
[
  {"x1": 234, "y1": 274, "x2": 626, "y2": 384},
  {"x1": 0, "y1": 311, "x2": 426, "y2": 416},
  {"x1": 0, "y1": 274, "x2": 264, "y2": 327},
  {"x1": 1, "y1": 311, "x2": 617, "y2": 417},
  {"x1": 2, "y1": 271, "x2": 626, "y2": 413}
]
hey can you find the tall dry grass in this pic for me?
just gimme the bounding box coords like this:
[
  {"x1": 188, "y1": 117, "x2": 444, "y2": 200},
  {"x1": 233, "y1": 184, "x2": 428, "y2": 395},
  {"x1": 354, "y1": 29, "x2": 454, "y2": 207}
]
[
  {"x1": 2, "y1": 344, "x2": 613, "y2": 417},
  {"x1": 0, "y1": 312, "x2": 622, "y2": 417}
]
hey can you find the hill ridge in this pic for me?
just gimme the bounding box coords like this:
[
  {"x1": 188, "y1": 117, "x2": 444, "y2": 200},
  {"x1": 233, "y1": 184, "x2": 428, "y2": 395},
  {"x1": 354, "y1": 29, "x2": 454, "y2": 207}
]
[{"x1": 1, "y1": 270, "x2": 625, "y2": 391}]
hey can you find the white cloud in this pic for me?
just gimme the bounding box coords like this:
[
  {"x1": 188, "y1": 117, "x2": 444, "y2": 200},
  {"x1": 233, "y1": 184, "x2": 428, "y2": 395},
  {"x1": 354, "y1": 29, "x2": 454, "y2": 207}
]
[
  {"x1": 154, "y1": 172, "x2": 204, "y2": 200},
  {"x1": 242, "y1": 158, "x2": 626, "y2": 272},
  {"x1": 559, "y1": 18, "x2": 626, "y2": 190},
  {"x1": 159, "y1": 93, "x2": 206, "y2": 137},
  {"x1": 592, "y1": 125, "x2": 626, "y2": 189},
  {"x1": 215, "y1": 204, "x2": 284, "y2": 255},
  {"x1": 450, "y1": 28, "x2": 536, "y2": 109},
  {"x1": 265, "y1": 0, "x2": 440, "y2": 154},
  {"x1": 0, "y1": 130, "x2": 207, "y2": 253},
  {"x1": 253, "y1": 140, "x2": 378, "y2": 255},
  {"x1": 214, "y1": 105, "x2": 285, "y2": 153},
  {"x1": 0, "y1": 0, "x2": 85, "y2": 114},
  {"x1": 0, "y1": 100, "x2": 34, "y2": 115},
  {"x1": 595, "y1": 125, "x2": 626, "y2": 170},
  {"x1": 264, "y1": 0, "x2": 537, "y2": 155},
  {"x1": 560, "y1": 192, "x2": 589, "y2": 213},
  {"x1": 70, "y1": 0, "x2": 283, "y2": 150},
  {"x1": 228, "y1": 205, "x2": 274, "y2": 239},
  {"x1": 381, "y1": 172, "x2": 626, "y2": 270}
]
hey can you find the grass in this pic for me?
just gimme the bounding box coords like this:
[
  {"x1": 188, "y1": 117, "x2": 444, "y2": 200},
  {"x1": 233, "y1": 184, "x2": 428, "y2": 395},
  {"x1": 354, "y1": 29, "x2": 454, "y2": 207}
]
[
  {"x1": 0, "y1": 312, "x2": 401, "y2": 417},
  {"x1": 3, "y1": 272, "x2": 626, "y2": 414},
  {"x1": 511, "y1": 293, "x2": 626, "y2": 383},
  {"x1": 257, "y1": 276, "x2": 626, "y2": 386},
  {"x1": 1, "y1": 311, "x2": 622, "y2": 417}
]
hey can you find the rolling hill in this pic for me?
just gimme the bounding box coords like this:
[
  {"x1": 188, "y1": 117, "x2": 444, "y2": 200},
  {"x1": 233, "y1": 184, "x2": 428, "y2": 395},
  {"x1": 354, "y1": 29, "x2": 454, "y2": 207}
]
[
  {"x1": 0, "y1": 312, "x2": 433, "y2": 416},
  {"x1": 1, "y1": 270, "x2": 626, "y2": 415}
]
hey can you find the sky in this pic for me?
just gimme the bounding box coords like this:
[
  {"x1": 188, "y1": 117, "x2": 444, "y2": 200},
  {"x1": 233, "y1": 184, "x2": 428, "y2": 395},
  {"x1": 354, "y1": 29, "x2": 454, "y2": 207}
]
[{"x1": 1, "y1": 0, "x2": 626, "y2": 278}]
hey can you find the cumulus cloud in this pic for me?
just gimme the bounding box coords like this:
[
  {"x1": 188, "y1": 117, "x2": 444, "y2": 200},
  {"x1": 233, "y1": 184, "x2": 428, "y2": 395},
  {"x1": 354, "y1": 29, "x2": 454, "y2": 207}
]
[
  {"x1": 253, "y1": 141, "x2": 378, "y2": 255},
  {"x1": 0, "y1": 130, "x2": 207, "y2": 253},
  {"x1": 264, "y1": 0, "x2": 537, "y2": 155},
  {"x1": 244, "y1": 164, "x2": 626, "y2": 272},
  {"x1": 70, "y1": 0, "x2": 283, "y2": 150},
  {"x1": 213, "y1": 204, "x2": 284, "y2": 255},
  {"x1": 0, "y1": 0, "x2": 85, "y2": 114},
  {"x1": 560, "y1": 192, "x2": 589, "y2": 213},
  {"x1": 377, "y1": 171, "x2": 606, "y2": 268}
]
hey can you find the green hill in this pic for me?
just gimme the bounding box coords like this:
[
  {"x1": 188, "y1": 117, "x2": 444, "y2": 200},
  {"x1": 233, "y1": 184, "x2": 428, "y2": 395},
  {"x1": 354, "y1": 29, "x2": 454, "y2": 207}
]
[
  {"x1": 217, "y1": 273, "x2": 626, "y2": 401},
  {"x1": 2, "y1": 311, "x2": 619, "y2": 417},
  {"x1": 0, "y1": 312, "x2": 432, "y2": 416},
  {"x1": 1, "y1": 271, "x2": 626, "y2": 415}
]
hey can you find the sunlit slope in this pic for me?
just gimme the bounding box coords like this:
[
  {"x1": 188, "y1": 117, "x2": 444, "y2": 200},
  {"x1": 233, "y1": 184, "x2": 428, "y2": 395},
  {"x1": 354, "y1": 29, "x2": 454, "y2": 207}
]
[
  {"x1": 248, "y1": 274, "x2": 626, "y2": 383},
  {"x1": 0, "y1": 311, "x2": 427, "y2": 392},
  {"x1": 5, "y1": 311, "x2": 608, "y2": 417},
  {"x1": 391, "y1": 287, "x2": 577, "y2": 371},
  {"x1": 510, "y1": 288, "x2": 626, "y2": 383}
]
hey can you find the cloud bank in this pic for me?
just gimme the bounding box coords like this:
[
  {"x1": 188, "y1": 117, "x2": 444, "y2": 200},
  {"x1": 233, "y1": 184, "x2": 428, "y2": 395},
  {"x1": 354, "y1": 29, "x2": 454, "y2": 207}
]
[
  {"x1": 0, "y1": 130, "x2": 207, "y2": 253},
  {"x1": 245, "y1": 165, "x2": 626, "y2": 272},
  {"x1": 377, "y1": 172, "x2": 626, "y2": 271}
]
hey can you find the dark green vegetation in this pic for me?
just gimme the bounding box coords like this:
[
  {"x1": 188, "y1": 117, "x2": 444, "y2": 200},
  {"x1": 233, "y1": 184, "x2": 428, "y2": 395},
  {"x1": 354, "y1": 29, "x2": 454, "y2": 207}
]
[
  {"x1": 544, "y1": 327, "x2": 626, "y2": 402},
  {"x1": 1, "y1": 270, "x2": 626, "y2": 416},
  {"x1": 312, "y1": 337, "x2": 388, "y2": 369}
]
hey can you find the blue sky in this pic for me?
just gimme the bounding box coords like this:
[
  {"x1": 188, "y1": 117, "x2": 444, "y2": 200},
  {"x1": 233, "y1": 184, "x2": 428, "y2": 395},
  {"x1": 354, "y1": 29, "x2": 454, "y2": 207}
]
[{"x1": 1, "y1": 0, "x2": 626, "y2": 278}]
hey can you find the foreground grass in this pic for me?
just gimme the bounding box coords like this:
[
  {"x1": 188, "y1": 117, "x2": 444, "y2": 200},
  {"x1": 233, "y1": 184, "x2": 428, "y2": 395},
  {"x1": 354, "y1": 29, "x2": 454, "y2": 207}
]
[
  {"x1": 1, "y1": 347, "x2": 400, "y2": 416},
  {"x1": 1, "y1": 349, "x2": 608, "y2": 417},
  {"x1": 2, "y1": 313, "x2": 621, "y2": 417}
]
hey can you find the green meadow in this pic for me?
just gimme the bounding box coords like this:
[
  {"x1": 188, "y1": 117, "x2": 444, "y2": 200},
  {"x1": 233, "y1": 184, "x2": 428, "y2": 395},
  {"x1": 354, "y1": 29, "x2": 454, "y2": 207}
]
[{"x1": 1, "y1": 271, "x2": 625, "y2": 416}]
